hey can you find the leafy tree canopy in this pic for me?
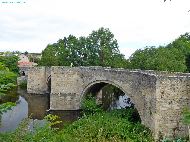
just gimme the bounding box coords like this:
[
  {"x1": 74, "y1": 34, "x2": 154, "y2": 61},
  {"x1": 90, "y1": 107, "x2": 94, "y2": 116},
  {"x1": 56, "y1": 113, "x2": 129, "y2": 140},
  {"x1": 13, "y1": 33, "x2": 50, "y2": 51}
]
[
  {"x1": 40, "y1": 27, "x2": 127, "y2": 68},
  {"x1": 0, "y1": 55, "x2": 19, "y2": 73},
  {"x1": 128, "y1": 33, "x2": 190, "y2": 72}
]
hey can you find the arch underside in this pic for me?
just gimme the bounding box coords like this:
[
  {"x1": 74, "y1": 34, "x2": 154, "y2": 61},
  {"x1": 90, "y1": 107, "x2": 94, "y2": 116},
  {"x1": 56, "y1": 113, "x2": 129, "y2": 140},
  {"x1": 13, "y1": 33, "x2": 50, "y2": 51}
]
[{"x1": 80, "y1": 80, "x2": 146, "y2": 125}]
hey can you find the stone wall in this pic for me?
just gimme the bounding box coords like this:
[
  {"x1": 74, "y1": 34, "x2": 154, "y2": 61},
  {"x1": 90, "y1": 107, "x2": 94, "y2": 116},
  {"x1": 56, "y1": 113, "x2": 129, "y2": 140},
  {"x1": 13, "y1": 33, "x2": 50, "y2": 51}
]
[
  {"x1": 27, "y1": 67, "x2": 48, "y2": 94},
  {"x1": 154, "y1": 75, "x2": 190, "y2": 140}
]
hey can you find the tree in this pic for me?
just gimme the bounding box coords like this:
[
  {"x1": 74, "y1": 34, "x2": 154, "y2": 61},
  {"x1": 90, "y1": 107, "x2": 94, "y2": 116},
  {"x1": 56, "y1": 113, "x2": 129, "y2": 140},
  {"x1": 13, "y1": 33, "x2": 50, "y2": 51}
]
[
  {"x1": 0, "y1": 55, "x2": 19, "y2": 73},
  {"x1": 86, "y1": 27, "x2": 126, "y2": 67},
  {"x1": 127, "y1": 33, "x2": 190, "y2": 73},
  {"x1": 39, "y1": 44, "x2": 59, "y2": 66},
  {"x1": 40, "y1": 27, "x2": 127, "y2": 68},
  {"x1": 57, "y1": 35, "x2": 83, "y2": 66},
  {"x1": 167, "y1": 33, "x2": 190, "y2": 72},
  {"x1": 56, "y1": 37, "x2": 71, "y2": 66},
  {"x1": 24, "y1": 51, "x2": 28, "y2": 56},
  {"x1": 128, "y1": 47, "x2": 157, "y2": 70},
  {"x1": 0, "y1": 62, "x2": 8, "y2": 71},
  {"x1": 128, "y1": 46, "x2": 187, "y2": 72},
  {"x1": 65, "y1": 35, "x2": 82, "y2": 66}
]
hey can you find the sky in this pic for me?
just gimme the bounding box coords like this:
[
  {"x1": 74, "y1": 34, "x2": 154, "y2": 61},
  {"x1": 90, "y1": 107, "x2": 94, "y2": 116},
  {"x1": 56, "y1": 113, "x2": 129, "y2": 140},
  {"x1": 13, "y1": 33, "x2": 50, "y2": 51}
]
[{"x1": 0, "y1": 0, "x2": 190, "y2": 58}]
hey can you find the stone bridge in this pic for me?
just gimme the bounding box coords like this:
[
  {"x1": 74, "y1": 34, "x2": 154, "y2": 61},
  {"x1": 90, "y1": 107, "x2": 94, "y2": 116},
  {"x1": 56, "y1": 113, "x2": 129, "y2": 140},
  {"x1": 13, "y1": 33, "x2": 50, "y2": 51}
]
[{"x1": 27, "y1": 66, "x2": 190, "y2": 140}]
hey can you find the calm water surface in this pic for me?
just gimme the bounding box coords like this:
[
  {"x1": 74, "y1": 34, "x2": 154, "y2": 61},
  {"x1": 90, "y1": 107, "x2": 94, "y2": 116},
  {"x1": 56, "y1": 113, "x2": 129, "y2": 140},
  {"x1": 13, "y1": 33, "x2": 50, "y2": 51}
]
[
  {"x1": 0, "y1": 87, "x2": 131, "y2": 133},
  {"x1": 0, "y1": 88, "x2": 80, "y2": 133}
]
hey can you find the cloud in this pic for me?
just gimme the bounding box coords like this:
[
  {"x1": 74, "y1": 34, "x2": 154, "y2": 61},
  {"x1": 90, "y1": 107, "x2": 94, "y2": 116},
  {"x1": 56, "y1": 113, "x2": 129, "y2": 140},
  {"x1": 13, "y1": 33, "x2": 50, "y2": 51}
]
[{"x1": 0, "y1": 0, "x2": 190, "y2": 58}]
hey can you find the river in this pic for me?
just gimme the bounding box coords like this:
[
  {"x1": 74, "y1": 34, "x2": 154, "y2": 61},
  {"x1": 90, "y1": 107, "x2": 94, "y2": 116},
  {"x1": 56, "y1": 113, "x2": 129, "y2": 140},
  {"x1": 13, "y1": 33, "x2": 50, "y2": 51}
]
[
  {"x1": 0, "y1": 86, "x2": 133, "y2": 133},
  {"x1": 0, "y1": 88, "x2": 80, "y2": 133}
]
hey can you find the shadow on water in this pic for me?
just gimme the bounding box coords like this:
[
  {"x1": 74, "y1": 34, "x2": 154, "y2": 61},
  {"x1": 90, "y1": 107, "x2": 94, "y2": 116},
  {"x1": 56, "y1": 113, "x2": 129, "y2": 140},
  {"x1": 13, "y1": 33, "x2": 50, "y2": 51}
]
[{"x1": 0, "y1": 88, "x2": 81, "y2": 133}]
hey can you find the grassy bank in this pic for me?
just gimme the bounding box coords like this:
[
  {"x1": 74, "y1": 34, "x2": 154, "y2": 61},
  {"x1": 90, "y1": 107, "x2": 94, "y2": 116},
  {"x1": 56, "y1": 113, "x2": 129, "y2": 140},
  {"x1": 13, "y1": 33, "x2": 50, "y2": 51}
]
[
  {"x1": 0, "y1": 95, "x2": 154, "y2": 142},
  {"x1": 0, "y1": 109, "x2": 154, "y2": 142}
]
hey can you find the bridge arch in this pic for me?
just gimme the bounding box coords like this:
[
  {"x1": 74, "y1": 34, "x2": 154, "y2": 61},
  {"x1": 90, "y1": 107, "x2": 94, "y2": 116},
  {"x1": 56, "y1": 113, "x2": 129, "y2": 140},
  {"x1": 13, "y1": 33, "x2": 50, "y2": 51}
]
[
  {"x1": 81, "y1": 80, "x2": 125, "y2": 98},
  {"x1": 80, "y1": 80, "x2": 143, "y2": 122}
]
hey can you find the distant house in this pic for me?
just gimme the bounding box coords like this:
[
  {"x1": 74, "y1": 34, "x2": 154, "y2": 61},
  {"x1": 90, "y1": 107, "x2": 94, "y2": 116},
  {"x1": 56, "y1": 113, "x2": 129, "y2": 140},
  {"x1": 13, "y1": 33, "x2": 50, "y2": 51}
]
[
  {"x1": 18, "y1": 53, "x2": 38, "y2": 76},
  {"x1": 18, "y1": 54, "x2": 38, "y2": 67}
]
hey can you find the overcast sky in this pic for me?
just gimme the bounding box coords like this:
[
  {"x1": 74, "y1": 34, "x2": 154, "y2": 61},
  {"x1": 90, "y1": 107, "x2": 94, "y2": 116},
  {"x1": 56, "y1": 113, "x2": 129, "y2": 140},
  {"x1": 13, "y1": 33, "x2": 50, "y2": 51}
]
[{"x1": 0, "y1": 0, "x2": 190, "y2": 58}]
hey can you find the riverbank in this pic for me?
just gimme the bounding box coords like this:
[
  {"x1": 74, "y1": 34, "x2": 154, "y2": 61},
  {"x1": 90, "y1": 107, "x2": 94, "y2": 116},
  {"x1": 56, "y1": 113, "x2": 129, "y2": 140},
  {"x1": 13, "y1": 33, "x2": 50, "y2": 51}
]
[
  {"x1": 0, "y1": 109, "x2": 154, "y2": 142},
  {"x1": 0, "y1": 63, "x2": 18, "y2": 116}
]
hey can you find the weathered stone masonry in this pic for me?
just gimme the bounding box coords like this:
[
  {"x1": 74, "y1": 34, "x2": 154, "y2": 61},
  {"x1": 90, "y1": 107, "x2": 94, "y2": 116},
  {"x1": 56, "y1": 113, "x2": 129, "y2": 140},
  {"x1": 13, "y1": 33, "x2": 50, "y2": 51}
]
[{"x1": 27, "y1": 66, "x2": 190, "y2": 140}]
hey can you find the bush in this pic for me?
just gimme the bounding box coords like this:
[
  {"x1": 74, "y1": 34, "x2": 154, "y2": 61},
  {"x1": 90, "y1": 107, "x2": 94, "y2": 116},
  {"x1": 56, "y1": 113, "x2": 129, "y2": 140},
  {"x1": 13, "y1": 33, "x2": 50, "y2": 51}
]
[
  {"x1": 0, "y1": 83, "x2": 16, "y2": 93},
  {"x1": 56, "y1": 110, "x2": 153, "y2": 142},
  {"x1": 81, "y1": 94, "x2": 103, "y2": 115},
  {"x1": 18, "y1": 81, "x2": 27, "y2": 89},
  {"x1": 0, "y1": 71, "x2": 17, "y2": 86}
]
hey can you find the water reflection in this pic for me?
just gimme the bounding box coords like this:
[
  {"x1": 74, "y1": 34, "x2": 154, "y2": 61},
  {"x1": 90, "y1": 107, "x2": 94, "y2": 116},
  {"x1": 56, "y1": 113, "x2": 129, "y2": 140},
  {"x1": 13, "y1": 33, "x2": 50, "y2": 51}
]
[
  {"x1": 0, "y1": 96, "x2": 28, "y2": 132},
  {"x1": 0, "y1": 89, "x2": 80, "y2": 133},
  {"x1": 26, "y1": 94, "x2": 49, "y2": 119},
  {"x1": 0, "y1": 88, "x2": 19, "y2": 104},
  {"x1": 17, "y1": 88, "x2": 50, "y2": 120}
]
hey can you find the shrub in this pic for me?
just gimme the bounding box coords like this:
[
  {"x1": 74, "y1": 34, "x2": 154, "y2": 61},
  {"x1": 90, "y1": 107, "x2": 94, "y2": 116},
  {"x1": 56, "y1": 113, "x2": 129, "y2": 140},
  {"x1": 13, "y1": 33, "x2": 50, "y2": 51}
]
[
  {"x1": 56, "y1": 110, "x2": 153, "y2": 142},
  {"x1": 18, "y1": 81, "x2": 27, "y2": 89},
  {"x1": 81, "y1": 94, "x2": 103, "y2": 115},
  {"x1": 0, "y1": 71, "x2": 17, "y2": 86}
]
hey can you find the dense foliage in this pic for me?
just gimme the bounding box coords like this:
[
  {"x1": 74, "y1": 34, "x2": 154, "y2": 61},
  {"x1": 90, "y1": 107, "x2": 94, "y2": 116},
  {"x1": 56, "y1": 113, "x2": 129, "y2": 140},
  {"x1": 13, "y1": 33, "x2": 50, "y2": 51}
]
[
  {"x1": 39, "y1": 27, "x2": 127, "y2": 68},
  {"x1": 81, "y1": 94, "x2": 103, "y2": 116},
  {"x1": 0, "y1": 58, "x2": 17, "y2": 118},
  {"x1": 0, "y1": 54, "x2": 19, "y2": 73},
  {"x1": 0, "y1": 62, "x2": 17, "y2": 96},
  {"x1": 128, "y1": 33, "x2": 190, "y2": 72}
]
